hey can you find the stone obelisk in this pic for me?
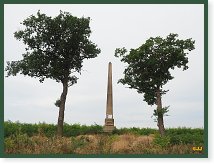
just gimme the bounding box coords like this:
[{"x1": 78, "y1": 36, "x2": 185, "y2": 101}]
[{"x1": 103, "y1": 62, "x2": 115, "y2": 132}]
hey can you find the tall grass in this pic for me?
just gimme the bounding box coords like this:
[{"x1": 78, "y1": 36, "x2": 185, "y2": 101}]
[
  {"x1": 4, "y1": 121, "x2": 204, "y2": 144},
  {"x1": 4, "y1": 133, "x2": 204, "y2": 154},
  {"x1": 4, "y1": 121, "x2": 204, "y2": 154},
  {"x1": 4, "y1": 121, "x2": 103, "y2": 137}
]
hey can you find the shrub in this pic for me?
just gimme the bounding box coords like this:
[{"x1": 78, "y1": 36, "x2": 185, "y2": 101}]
[
  {"x1": 165, "y1": 128, "x2": 204, "y2": 145},
  {"x1": 153, "y1": 135, "x2": 171, "y2": 148},
  {"x1": 37, "y1": 123, "x2": 56, "y2": 137},
  {"x1": 4, "y1": 121, "x2": 204, "y2": 146}
]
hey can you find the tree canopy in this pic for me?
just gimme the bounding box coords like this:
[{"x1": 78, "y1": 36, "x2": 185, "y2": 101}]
[
  {"x1": 115, "y1": 33, "x2": 195, "y2": 105},
  {"x1": 6, "y1": 10, "x2": 100, "y2": 85}
]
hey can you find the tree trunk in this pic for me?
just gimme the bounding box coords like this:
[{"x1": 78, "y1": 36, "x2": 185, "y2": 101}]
[
  {"x1": 57, "y1": 80, "x2": 68, "y2": 137},
  {"x1": 156, "y1": 88, "x2": 165, "y2": 136}
]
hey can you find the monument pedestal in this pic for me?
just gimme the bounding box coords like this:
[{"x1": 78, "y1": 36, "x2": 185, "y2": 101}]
[{"x1": 103, "y1": 118, "x2": 115, "y2": 133}]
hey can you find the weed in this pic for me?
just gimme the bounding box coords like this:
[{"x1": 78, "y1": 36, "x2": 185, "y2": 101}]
[
  {"x1": 153, "y1": 134, "x2": 170, "y2": 148},
  {"x1": 4, "y1": 121, "x2": 204, "y2": 154}
]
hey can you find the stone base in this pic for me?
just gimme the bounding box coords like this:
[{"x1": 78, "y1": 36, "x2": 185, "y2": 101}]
[
  {"x1": 105, "y1": 118, "x2": 114, "y2": 125},
  {"x1": 103, "y1": 118, "x2": 115, "y2": 133},
  {"x1": 103, "y1": 125, "x2": 115, "y2": 133}
]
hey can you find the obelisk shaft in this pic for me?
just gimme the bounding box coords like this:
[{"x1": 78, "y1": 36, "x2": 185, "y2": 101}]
[
  {"x1": 103, "y1": 62, "x2": 115, "y2": 132},
  {"x1": 106, "y1": 62, "x2": 113, "y2": 117}
]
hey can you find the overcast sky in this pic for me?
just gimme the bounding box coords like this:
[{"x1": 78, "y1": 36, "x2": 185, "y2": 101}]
[{"x1": 4, "y1": 4, "x2": 204, "y2": 128}]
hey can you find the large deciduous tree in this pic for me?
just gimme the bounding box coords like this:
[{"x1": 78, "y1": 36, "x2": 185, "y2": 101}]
[
  {"x1": 5, "y1": 11, "x2": 100, "y2": 136},
  {"x1": 115, "y1": 33, "x2": 195, "y2": 136}
]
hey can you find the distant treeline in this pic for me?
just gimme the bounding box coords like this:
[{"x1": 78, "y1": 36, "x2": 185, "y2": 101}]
[{"x1": 4, "y1": 121, "x2": 204, "y2": 145}]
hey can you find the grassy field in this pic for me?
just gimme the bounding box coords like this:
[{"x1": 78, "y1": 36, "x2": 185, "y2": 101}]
[{"x1": 4, "y1": 121, "x2": 204, "y2": 154}]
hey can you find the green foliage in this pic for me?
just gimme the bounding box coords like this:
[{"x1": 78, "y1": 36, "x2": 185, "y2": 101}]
[
  {"x1": 97, "y1": 134, "x2": 119, "y2": 154},
  {"x1": 5, "y1": 10, "x2": 100, "y2": 84},
  {"x1": 63, "y1": 123, "x2": 103, "y2": 136},
  {"x1": 4, "y1": 121, "x2": 37, "y2": 137},
  {"x1": 4, "y1": 122, "x2": 204, "y2": 145},
  {"x1": 153, "y1": 134, "x2": 170, "y2": 148},
  {"x1": 165, "y1": 128, "x2": 204, "y2": 145},
  {"x1": 37, "y1": 123, "x2": 57, "y2": 137},
  {"x1": 54, "y1": 99, "x2": 61, "y2": 107},
  {"x1": 113, "y1": 127, "x2": 157, "y2": 136},
  {"x1": 4, "y1": 132, "x2": 35, "y2": 154},
  {"x1": 4, "y1": 122, "x2": 204, "y2": 154},
  {"x1": 4, "y1": 121, "x2": 103, "y2": 137},
  {"x1": 115, "y1": 33, "x2": 195, "y2": 105},
  {"x1": 152, "y1": 106, "x2": 169, "y2": 122},
  {"x1": 70, "y1": 136, "x2": 87, "y2": 153}
]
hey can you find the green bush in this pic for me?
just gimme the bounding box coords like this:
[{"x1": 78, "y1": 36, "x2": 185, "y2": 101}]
[
  {"x1": 4, "y1": 121, "x2": 204, "y2": 145},
  {"x1": 37, "y1": 123, "x2": 56, "y2": 137},
  {"x1": 165, "y1": 128, "x2": 204, "y2": 145},
  {"x1": 153, "y1": 134, "x2": 171, "y2": 148},
  {"x1": 113, "y1": 127, "x2": 157, "y2": 136},
  {"x1": 63, "y1": 123, "x2": 103, "y2": 137},
  {"x1": 5, "y1": 121, "x2": 20, "y2": 137}
]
